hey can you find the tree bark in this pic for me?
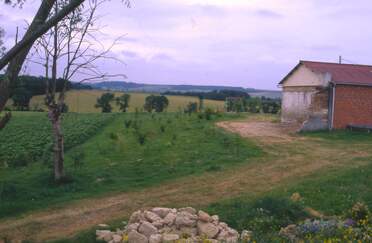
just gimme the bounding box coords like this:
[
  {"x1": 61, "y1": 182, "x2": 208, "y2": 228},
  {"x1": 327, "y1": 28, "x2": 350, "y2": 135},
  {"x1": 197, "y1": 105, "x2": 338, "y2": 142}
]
[{"x1": 48, "y1": 107, "x2": 65, "y2": 181}]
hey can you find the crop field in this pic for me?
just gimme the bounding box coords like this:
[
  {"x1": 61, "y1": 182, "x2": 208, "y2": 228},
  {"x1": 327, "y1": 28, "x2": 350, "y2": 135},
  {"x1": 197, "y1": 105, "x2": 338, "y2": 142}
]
[
  {"x1": 0, "y1": 112, "x2": 116, "y2": 167},
  {"x1": 29, "y1": 90, "x2": 225, "y2": 113}
]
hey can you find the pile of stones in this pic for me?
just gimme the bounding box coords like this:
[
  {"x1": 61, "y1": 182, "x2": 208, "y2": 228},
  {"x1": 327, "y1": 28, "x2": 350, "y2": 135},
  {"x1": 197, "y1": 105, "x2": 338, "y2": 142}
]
[{"x1": 96, "y1": 207, "x2": 252, "y2": 242}]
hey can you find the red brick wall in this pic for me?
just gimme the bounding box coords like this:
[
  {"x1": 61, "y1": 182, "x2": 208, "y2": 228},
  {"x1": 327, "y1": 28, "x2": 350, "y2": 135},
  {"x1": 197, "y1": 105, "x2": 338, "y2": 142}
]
[{"x1": 333, "y1": 85, "x2": 372, "y2": 128}]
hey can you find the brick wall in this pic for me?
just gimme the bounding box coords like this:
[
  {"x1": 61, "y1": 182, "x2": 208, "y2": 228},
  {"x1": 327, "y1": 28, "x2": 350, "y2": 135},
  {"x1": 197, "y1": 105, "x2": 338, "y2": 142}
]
[{"x1": 333, "y1": 85, "x2": 372, "y2": 128}]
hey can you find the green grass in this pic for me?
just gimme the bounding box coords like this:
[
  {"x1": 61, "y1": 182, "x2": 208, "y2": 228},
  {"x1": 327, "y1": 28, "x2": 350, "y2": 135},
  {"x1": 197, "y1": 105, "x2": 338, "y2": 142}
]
[
  {"x1": 302, "y1": 129, "x2": 372, "y2": 143},
  {"x1": 29, "y1": 90, "x2": 225, "y2": 113},
  {"x1": 0, "y1": 112, "x2": 261, "y2": 219},
  {"x1": 0, "y1": 112, "x2": 116, "y2": 167}
]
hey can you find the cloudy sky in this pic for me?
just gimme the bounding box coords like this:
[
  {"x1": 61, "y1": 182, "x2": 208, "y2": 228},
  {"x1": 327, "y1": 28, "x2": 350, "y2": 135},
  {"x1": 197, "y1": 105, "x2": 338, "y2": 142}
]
[{"x1": 1, "y1": 0, "x2": 372, "y2": 90}]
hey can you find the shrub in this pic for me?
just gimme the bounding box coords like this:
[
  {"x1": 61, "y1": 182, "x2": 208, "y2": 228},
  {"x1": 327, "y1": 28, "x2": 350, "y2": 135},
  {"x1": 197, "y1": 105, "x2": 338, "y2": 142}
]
[
  {"x1": 124, "y1": 120, "x2": 132, "y2": 129},
  {"x1": 70, "y1": 150, "x2": 85, "y2": 169},
  {"x1": 109, "y1": 132, "x2": 118, "y2": 140},
  {"x1": 350, "y1": 202, "x2": 370, "y2": 222},
  {"x1": 136, "y1": 132, "x2": 146, "y2": 145},
  {"x1": 204, "y1": 108, "x2": 214, "y2": 120},
  {"x1": 184, "y1": 102, "x2": 198, "y2": 114}
]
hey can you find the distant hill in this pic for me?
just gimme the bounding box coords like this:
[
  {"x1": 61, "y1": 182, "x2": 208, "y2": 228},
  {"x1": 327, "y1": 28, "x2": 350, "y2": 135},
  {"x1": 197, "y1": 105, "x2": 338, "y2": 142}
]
[{"x1": 87, "y1": 81, "x2": 281, "y2": 99}]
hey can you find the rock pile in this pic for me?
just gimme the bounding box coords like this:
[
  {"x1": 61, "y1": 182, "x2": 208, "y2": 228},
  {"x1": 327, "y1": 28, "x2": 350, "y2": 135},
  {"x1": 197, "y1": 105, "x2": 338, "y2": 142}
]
[{"x1": 96, "y1": 207, "x2": 249, "y2": 243}]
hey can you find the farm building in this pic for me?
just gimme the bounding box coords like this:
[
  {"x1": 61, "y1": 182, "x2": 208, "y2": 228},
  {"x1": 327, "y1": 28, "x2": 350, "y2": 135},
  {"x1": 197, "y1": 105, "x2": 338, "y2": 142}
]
[{"x1": 279, "y1": 60, "x2": 372, "y2": 130}]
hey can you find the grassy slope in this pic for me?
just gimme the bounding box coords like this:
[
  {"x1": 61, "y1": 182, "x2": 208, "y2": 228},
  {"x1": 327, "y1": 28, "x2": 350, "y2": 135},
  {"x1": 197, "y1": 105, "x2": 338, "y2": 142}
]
[
  {"x1": 0, "y1": 112, "x2": 261, "y2": 219},
  {"x1": 29, "y1": 90, "x2": 224, "y2": 112}
]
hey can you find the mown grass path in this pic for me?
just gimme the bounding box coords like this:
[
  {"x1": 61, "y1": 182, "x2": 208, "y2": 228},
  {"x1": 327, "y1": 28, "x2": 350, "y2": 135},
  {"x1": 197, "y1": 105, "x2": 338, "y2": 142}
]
[{"x1": 1, "y1": 117, "x2": 371, "y2": 242}]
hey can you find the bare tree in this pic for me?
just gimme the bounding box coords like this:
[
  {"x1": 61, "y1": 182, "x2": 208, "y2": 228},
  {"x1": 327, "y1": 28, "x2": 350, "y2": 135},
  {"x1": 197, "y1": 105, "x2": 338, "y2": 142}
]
[
  {"x1": 0, "y1": 0, "x2": 86, "y2": 130},
  {"x1": 33, "y1": 0, "x2": 126, "y2": 181}
]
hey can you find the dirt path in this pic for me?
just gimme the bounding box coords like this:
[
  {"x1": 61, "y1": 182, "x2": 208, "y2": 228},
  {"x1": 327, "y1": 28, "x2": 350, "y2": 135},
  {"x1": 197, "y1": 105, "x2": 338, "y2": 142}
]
[{"x1": 0, "y1": 119, "x2": 370, "y2": 242}]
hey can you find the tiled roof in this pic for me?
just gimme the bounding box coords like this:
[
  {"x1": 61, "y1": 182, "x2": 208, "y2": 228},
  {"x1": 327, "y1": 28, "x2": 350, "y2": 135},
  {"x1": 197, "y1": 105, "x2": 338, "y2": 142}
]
[{"x1": 279, "y1": 60, "x2": 372, "y2": 86}]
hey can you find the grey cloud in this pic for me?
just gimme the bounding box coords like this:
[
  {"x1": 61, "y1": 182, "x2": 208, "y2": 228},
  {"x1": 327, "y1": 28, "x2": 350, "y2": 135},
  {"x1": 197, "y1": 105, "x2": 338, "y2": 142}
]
[
  {"x1": 255, "y1": 9, "x2": 283, "y2": 18},
  {"x1": 122, "y1": 50, "x2": 138, "y2": 58}
]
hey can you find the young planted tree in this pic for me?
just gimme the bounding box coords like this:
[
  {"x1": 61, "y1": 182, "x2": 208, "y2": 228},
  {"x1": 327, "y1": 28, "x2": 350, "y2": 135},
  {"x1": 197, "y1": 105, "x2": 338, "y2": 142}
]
[
  {"x1": 116, "y1": 93, "x2": 130, "y2": 112},
  {"x1": 95, "y1": 93, "x2": 115, "y2": 113}
]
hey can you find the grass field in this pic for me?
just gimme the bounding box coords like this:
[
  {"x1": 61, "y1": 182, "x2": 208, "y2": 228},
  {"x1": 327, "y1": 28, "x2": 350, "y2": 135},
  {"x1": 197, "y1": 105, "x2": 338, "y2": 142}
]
[
  {"x1": 29, "y1": 90, "x2": 225, "y2": 112},
  {"x1": 0, "y1": 112, "x2": 260, "y2": 219}
]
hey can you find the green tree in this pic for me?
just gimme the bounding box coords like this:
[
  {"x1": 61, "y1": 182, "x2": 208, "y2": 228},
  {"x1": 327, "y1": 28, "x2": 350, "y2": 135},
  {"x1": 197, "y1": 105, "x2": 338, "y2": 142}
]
[
  {"x1": 12, "y1": 87, "x2": 33, "y2": 111},
  {"x1": 116, "y1": 93, "x2": 130, "y2": 112},
  {"x1": 95, "y1": 93, "x2": 115, "y2": 113},
  {"x1": 144, "y1": 95, "x2": 169, "y2": 112}
]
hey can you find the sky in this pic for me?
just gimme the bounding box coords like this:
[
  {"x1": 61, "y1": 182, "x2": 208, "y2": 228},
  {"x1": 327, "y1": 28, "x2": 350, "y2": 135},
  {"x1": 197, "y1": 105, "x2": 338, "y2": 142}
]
[{"x1": 1, "y1": 0, "x2": 372, "y2": 90}]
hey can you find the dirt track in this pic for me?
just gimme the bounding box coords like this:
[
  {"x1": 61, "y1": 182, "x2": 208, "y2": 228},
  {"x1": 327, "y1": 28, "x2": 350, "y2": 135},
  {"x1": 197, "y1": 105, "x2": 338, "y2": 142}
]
[{"x1": 0, "y1": 119, "x2": 369, "y2": 242}]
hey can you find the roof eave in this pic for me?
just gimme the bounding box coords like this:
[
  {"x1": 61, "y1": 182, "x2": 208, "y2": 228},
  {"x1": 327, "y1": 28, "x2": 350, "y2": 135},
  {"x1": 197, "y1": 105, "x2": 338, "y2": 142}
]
[{"x1": 278, "y1": 61, "x2": 303, "y2": 85}]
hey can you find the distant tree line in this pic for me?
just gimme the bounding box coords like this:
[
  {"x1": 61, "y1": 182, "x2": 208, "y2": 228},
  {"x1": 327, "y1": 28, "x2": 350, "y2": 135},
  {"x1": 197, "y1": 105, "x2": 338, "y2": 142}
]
[
  {"x1": 163, "y1": 89, "x2": 250, "y2": 101},
  {"x1": 0, "y1": 75, "x2": 71, "y2": 111},
  {"x1": 226, "y1": 96, "x2": 281, "y2": 114}
]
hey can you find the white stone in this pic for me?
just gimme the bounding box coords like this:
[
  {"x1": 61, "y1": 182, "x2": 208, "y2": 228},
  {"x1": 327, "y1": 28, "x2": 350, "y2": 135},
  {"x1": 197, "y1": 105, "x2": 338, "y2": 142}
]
[
  {"x1": 163, "y1": 212, "x2": 177, "y2": 226},
  {"x1": 179, "y1": 207, "x2": 197, "y2": 215},
  {"x1": 129, "y1": 210, "x2": 144, "y2": 224},
  {"x1": 145, "y1": 210, "x2": 162, "y2": 222},
  {"x1": 112, "y1": 234, "x2": 122, "y2": 243},
  {"x1": 151, "y1": 207, "x2": 171, "y2": 218},
  {"x1": 98, "y1": 223, "x2": 110, "y2": 228},
  {"x1": 198, "y1": 210, "x2": 211, "y2": 222},
  {"x1": 175, "y1": 212, "x2": 197, "y2": 228},
  {"x1": 96, "y1": 230, "x2": 113, "y2": 242},
  {"x1": 197, "y1": 222, "x2": 219, "y2": 239},
  {"x1": 211, "y1": 215, "x2": 219, "y2": 224},
  {"x1": 180, "y1": 226, "x2": 198, "y2": 237},
  {"x1": 162, "y1": 233, "x2": 180, "y2": 242},
  {"x1": 128, "y1": 230, "x2": 148, "y2": 243},
  {"x1": 138, "y1": 221, "x2": 158, "y2": 238},
  {"x1": 149, "y1": 234, "x2": 162, "y2": 243},
  {"x1": 152, "y1": 220, "x2": 164, "y2": 229},
  {"x1": 126, "y1": 223, "x2": 140, "y2": 233}
]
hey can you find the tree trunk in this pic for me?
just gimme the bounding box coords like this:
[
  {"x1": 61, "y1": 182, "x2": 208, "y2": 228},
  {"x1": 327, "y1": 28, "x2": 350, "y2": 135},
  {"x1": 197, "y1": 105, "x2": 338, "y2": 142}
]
[{"x1": 48, "y1": 107, "x2": 65, "y2": 181}]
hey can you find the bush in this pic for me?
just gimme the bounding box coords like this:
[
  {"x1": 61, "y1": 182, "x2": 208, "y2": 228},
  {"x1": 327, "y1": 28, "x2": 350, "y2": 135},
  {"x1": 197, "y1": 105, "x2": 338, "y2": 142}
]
[
  {"x1": 70, "y1": 150, "x2": 85, "y2": 170},
  {"x1": 136, "y1": 132, "x2": 146, "y2": 145},
  {"x1": 109, "y1": 132, "x2": 118, "y2": 140},
  {"x1": 184, "y1": 102, "x2": 198, "y2": 114},
  {"x1": 124, "y1": 120, "x2": 132, "y2": 129}
]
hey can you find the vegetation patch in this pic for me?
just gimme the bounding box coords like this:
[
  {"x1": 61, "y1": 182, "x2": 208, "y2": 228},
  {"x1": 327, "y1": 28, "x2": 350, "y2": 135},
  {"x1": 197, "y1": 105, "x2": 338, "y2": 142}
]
[
  {"x1": 0, "y1": 112, "x2": 116, "y2": 168},
  {"x1": 0, "y1": 113, "x2": 261, "y2": 219}
]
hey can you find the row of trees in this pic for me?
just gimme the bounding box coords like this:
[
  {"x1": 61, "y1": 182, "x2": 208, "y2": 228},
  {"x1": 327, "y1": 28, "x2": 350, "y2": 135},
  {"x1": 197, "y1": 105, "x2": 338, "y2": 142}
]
[
  {"x1": 163, "y1": 89, "x2": 250, "y2": 101},
  {"x1": 94, "y1": 93, "x2": 170, "y2": 113},
  {"x1": 226, "y1": 96, "x2": 281, "y2": 114}
]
